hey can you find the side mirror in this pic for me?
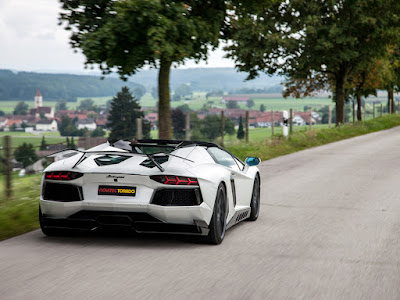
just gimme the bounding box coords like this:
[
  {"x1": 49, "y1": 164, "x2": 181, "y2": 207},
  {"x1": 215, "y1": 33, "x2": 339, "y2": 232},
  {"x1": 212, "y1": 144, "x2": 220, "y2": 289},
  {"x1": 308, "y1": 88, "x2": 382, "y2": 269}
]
[{"x1": 245, "y1": 157, "x2": 260, "y2": 167}]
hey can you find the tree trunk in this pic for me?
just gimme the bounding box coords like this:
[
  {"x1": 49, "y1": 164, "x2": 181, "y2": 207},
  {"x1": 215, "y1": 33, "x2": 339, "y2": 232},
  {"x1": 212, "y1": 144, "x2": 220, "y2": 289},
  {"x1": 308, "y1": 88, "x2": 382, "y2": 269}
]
[
  {"x1": 356, "y1": 88, "x2": 362, "y2": 121},
  {"x1": 388, "y1": 89, "x2": 395, "y2": 114},
  {"x1": 335, "y1": 70, "x2": 346, "y2": 125},
  {"x1": 158, "y1": 59, "x2": 173, "y2": 139}
]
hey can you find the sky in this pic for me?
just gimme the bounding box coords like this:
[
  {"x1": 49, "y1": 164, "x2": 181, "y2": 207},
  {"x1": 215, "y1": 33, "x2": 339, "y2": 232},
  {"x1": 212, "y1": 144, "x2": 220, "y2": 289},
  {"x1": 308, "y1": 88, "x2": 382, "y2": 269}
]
[{"x1": 0, "y1": 0, "x2": 235, "y2": 74}]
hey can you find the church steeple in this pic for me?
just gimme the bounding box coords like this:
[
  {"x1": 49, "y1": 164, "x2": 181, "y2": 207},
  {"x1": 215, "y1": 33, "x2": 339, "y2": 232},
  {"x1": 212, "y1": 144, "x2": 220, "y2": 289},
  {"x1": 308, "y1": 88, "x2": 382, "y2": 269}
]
[{"x1": 35, "y1": 88, "x2": 43, "y2": 108}]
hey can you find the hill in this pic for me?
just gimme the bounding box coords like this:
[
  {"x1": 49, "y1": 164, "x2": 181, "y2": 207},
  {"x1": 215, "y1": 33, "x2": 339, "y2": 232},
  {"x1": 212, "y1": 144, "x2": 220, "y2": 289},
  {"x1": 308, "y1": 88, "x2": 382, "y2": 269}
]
[{"x1": 0, "y1": 70, "x2": 143, "y2": 101}]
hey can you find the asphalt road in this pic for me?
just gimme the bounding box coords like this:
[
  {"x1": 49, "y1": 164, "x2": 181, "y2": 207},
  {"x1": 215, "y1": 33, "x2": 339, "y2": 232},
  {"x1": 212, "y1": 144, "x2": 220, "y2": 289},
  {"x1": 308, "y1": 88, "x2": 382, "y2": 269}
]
[{"x1": 2, "y1": 127, "x2": 400, "y2": 299}]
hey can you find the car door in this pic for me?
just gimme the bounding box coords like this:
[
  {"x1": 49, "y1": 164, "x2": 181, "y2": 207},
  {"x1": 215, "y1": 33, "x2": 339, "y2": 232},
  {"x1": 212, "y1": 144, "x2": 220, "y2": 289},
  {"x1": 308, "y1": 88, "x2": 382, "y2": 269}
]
[{"x1": 207, "y1": 147, "x2": 253, "y2": 207}]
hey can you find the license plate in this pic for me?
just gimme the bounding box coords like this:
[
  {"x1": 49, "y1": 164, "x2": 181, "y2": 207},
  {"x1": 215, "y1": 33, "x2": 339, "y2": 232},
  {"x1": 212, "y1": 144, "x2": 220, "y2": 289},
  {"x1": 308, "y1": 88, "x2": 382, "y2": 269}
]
[{"x1": 98, "y1": 185, "x2": 136, "y2": 196}]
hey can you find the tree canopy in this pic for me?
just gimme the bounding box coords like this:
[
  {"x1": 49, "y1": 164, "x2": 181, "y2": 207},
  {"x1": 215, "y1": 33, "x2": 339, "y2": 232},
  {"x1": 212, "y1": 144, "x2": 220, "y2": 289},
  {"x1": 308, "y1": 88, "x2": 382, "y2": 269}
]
[
  {"x1": 107, "y1": 87, "x2": 150, "y2": 140},
  {"x1": 226, "y1": 0, "x2": 400, "y2": 125},
  {"x1": 60, "y1": 0, "x2": 227, "y2": 139}
]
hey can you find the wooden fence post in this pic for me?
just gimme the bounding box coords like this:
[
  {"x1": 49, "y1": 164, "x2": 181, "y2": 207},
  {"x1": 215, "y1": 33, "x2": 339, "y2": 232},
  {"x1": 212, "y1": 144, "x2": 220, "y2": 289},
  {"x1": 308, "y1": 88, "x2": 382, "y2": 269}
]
[
  {"x1": 221, "y1": 111, "x2": 225, "y2": 147},
  {"x1": 136, "y1": 118, "x2": 143, "y2": 139},
  {"x1": 289, "y1": 108, "x2": 293, "y2": 134},
  {"x1": 380, "y1": 103, "x2": 383, "y2": 117},
  {"x1": 4, "y1": 135, "x2": 12, "y2": 200},
  {"x1": 373, "y1": 103, "x2": 375, "y2": 119},
  {"x1": 185, "y1": 110, "x2": 191, "y2": 141},
  {"x1": 352, "y1": 100, "x2": 355, "y2": 123},
  {"x1": 309, "y1": 107, "x2": 312, "y2": 130},
  {"x1": 245, "y1": 111, "x2": 249, "y2": 143},
  {"x1": 328, "y1": 104, "x2": 332, "y2": 128},
  {"x1": 271, "y1": 110, "x2": 274, "y2": 136},
  {"x1": 363, "y1": 101, "x2": 366, "y2": 121}
]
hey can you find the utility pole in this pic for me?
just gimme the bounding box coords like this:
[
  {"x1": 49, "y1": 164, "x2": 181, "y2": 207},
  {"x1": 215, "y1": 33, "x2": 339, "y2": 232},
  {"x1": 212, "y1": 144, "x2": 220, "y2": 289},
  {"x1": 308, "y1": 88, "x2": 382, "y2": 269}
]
[
  {"x1": 4, "y1": 135, "x2": 12, "y2": 200},
  {"x1": 185, "y1": 110, "x2": 191, "y2": 141},
  {"x1": 245, "y1": 110, "x2": 249, "y2": 143},
  {"x1": 289, "y1": 108, "x2": 293, "y2": 135},
  {"x1": 221, "y1": 111, "x2": 225, "y2": 147}
]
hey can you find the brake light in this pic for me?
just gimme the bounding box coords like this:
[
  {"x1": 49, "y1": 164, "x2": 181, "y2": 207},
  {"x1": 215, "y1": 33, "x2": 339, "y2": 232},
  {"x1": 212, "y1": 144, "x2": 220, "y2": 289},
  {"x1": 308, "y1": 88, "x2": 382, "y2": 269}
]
[
  {"x1": 150, "y1": 175, "x2": 199, "y2": 186},
  {"x1": 45, "y1": 171, "x2": 83, "y2": 181}
]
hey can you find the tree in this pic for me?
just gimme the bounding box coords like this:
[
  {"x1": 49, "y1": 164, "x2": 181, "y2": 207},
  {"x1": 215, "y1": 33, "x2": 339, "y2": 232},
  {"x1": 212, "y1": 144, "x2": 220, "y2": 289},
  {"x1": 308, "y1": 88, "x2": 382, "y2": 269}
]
[
  {"x1": 59, "y1": 115, "x2": 81, "y2": 136},
  {"x1": 226, "y1": 0, "x2": 400, "y2": 125},
  {"x1": 40, "y1": 136, "x2": 47, "y2": 150},
  {"x1": 246, "y1": 99, "x2": 255, "y2": 109},
  {"x1": 107, "y1": 87, "x2": 144, "y2": 140},
  {"x1": 259, "y1": 104, "x2": 265, "y2": 112},
  {"x1": 174, "y1": 84, "x2": 193, "y2": 101},
  {"x1": 0, "y1": 110, "x2": 5, "y2": 116},
  {"x1": 60, "y1": 0, "x2": 227, "y2": 139},
  {"x1": 237, "y1": 116, "x2": 245, "y2": 139},
  {"x1": 90, "y1": 127, "x2": 106, "y2": 137},
  {"x1": 56, "y1": 100, "x2": 68, "y2": 111},
  {"x1": 79, "y1": 99, "x2": 97, "y2": 111},
  {"x1": 133, "y1": 87, "x2": 146, "y2": 101},
  {"x1": 13, "y1": 101, "x2": 29, "y2": 115},
  {"x1": 14, "y1": 143, "x2": 38, "y2": 168},
  {"x1": 171, "y1": 108, "x2": 186, "y2": 139},
  {"x1": 226, "y1": 100, "x2": 239, "y2": 109},
  {"x1": 200, "y1": 114, "x2": 235, "y2": 141}
]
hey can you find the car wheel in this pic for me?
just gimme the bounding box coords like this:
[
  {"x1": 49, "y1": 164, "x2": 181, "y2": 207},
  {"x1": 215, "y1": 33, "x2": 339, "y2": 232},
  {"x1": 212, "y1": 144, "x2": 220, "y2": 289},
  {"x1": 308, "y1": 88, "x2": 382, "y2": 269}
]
[
  {"x1": 248, "y1": 175, "x2": 260, "y2": 221},
  {"x1": 39, "y1": 207, "x2": 70, "y2": 237},
  {"x1": 207, "y1": 184, "x2": 227, "y2": 245}
]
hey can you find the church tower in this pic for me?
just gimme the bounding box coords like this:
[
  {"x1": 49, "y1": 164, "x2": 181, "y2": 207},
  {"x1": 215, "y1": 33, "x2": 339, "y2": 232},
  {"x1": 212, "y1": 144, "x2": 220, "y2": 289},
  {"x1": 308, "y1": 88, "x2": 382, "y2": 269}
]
[{"x1": 35, "y1": 89, "x2": 43, "y2": 108}]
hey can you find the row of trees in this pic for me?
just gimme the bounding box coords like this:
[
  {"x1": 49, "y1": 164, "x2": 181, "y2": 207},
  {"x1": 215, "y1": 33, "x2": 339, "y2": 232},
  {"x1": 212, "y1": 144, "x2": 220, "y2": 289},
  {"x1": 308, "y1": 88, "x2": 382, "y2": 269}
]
[{"x1": 60, "y1": 0, "x2": 400, "y2": 136}]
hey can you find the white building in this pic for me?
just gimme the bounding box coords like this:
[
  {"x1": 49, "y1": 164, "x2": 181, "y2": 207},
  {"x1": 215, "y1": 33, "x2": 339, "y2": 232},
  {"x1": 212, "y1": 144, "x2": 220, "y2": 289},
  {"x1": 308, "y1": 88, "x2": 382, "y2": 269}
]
[
  {"x1": 36, "y1": 119, "x2": 58, "y2": 131},
  {"x1": 35, "y1": 89, "x2": 43, "y2": 108},
  {"x1": 77, "y1": 118, "x2": 97, "y2": 130}
]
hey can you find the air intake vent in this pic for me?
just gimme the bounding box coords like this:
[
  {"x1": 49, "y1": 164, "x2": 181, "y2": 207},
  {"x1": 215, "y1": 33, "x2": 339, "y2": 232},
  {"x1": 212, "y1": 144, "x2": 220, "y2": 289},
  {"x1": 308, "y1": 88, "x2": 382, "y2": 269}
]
[
  {"x1": 43, "y1": 182, "x2": 83, "y2": 202},
  {"x1": 151, "y1": 188, "x2": 202, "y2": 206}
]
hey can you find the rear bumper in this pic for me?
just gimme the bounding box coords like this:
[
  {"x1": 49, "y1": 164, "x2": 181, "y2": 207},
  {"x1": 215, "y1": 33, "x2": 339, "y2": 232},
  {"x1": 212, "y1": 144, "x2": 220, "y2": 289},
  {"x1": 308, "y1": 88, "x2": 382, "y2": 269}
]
[
  {"x1": 39, "y1": 199, "x2": 212, "y2": 235},
  {"x1": 40, "y1": 209, "x2": 209, "y2": 235}
]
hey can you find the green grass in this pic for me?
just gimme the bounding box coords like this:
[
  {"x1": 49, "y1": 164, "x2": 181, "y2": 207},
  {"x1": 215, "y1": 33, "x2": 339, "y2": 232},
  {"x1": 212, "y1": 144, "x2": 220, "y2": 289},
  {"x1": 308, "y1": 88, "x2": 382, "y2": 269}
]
[
  {"x1": 0, "y1": 174, "x2": 41, "y2": 241},
  {"x1": 226, "y1": 114, "x2": 400, "y2": 161}
]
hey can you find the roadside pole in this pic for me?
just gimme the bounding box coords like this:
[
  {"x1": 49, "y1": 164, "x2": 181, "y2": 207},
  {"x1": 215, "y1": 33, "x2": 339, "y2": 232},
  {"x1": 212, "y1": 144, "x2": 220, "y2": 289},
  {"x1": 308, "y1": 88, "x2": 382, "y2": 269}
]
[
  {"x1": 4, "y1": 135, "x2": 12, "y2": 200},
  {"x1": 221, "y1": 111, "x2": 225, "y2": 147},
  {"x1": 352, "y1": 100, "x2": 355, "y2": 123},
  {"x1": 380, "y1": 104, "x2": 383, "y2": 117},
  {"x1": 245, "y1": 110, "x2": 249, "y2": 143},
  {"x1": 136, "y1": 118, "x2": 143, "y2": 139},
  {"x1": 289, "y1": 109, "x2": 293, "y2": 135},
  {"x1": 271, "y1": 110, "x2": 274, "y2": 136},
  {"x1": 373, "y1": 103, "x2": 375, "y2": 119},
  {"x1": 328, "y1": 104, "x2": 332, "y2": 129},
  {"x1": 363, "y1": 101, "x2": 366, "y2": 120},
  {"x1": 185, "y1": 110, "x2": 191, "y2": 141},
  {"x1": 309, "y1": 107, "x2": 312, "y2": 131}
]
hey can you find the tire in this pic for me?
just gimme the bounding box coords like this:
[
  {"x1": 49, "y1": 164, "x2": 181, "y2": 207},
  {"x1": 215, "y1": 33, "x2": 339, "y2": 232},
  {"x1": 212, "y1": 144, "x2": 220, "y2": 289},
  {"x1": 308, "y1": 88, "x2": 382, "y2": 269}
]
[
  {"x1": 39, "y1": 207, "x2": 71, "y2": 237},
  {"x1": 248, "y1": 175, "x2": 260, "y2": 221},
  {"x1": 206, "y1": 184, "x2": 228, "y2": 245}
]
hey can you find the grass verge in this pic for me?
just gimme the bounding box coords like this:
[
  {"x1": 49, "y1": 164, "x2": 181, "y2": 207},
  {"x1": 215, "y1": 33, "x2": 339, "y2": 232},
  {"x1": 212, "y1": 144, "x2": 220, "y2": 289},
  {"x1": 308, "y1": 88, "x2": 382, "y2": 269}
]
[
  {"x1": 227, "y1": 114, "x2": 400, "y2": 160},
  {"x1": 0, "y1": 174, "x2": 41, "y2": 241}
]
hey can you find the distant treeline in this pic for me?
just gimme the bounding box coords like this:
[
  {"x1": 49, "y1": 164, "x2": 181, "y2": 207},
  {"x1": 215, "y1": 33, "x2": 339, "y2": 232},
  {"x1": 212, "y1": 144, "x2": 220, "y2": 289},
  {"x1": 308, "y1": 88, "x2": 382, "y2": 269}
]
[{"x1": 0, "y1": 69, "x2": 143, "y2": 101}]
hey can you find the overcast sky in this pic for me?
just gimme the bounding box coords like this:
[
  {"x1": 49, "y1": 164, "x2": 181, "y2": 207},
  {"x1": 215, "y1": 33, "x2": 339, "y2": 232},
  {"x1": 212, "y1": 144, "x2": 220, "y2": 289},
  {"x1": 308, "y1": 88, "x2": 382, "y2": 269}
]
[{"x1": 0, "y1": 0, "x2": 235, "y2": 73}]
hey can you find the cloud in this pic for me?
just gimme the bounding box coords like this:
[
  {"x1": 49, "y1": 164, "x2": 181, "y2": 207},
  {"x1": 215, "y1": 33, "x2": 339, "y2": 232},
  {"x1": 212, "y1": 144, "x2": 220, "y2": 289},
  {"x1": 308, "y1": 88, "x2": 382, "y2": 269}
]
[{"x1": 0, "y1": 0, "x2": 233, "y2": 73}]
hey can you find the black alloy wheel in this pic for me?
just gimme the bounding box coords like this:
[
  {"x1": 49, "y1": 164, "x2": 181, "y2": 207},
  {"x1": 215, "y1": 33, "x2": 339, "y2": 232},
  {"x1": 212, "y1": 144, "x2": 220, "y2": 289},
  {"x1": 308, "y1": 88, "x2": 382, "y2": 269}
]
[
  {"x1": 207, "y1": 184, "x2": 227, "y2": 244},
  {"x1": 248, "y1": 175, "x2": 260, "y2": 221}
]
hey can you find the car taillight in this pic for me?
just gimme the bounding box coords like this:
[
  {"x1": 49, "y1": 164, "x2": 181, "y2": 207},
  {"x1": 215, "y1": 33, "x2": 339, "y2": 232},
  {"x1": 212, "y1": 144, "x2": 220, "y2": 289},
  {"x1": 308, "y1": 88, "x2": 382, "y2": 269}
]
[
  {"x1": 45, "y1": 171, "x2": 83, "y2": 181},
  {"x1": 150, "y1": 175, "x2": 199, "y2": 186}
]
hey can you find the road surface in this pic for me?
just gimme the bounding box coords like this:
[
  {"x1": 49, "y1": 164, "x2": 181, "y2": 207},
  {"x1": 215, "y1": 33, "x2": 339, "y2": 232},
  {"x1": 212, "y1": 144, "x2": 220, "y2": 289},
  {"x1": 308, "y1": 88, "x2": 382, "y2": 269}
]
[{"x1": 2, "y1": 127, "x2": 400, "y2": 299}]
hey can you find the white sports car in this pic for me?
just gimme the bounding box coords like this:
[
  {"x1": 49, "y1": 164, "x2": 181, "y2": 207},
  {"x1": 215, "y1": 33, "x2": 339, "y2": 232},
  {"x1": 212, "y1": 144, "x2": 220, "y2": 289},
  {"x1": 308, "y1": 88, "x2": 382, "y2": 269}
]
[{"x1": 39, "y1": 139, "x2": 261, "y2": 244}]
